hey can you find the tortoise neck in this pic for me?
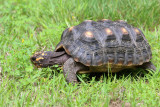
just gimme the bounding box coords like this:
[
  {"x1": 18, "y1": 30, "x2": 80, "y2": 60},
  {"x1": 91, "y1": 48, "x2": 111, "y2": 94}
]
[{"x1": 48, "y1": 51, "x2": 71, "y2": 66}]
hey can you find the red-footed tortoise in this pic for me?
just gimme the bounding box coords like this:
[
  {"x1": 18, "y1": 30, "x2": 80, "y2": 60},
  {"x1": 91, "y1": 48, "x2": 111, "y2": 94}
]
[{"x1": 31, "y1": 19, "x2": 156, "y2": 83}]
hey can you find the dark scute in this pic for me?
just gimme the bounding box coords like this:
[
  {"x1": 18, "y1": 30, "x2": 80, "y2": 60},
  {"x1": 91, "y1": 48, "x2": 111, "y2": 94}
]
[
  {"x1": 136, "y1": 35, "x2": 144, "y2": 42},
  {"x1": 136, "y1": 50, "x2": 141, "y2": 56},
  {"x1": 135, "y1": 50, "x2": 143, "y2": 64},
  {"x1": 127, "y1": 49, "x2": 134, "y2": 54},
  {"x1": 117, "y1": 56, "x2": 125, "y2": 64},
  {"x1": 73, "y1": 48, "x2": 85, "y2": 58},
  {"x1": 68, "y1": 45, "x2": 76, "y2": 54},
  {"x1": 106, "y1": 42, "x2": 118, "y2": 48},
  {"x1": 104, "y1": 54, "x2": 108, "y2": 63},
  {"x1": 97, "y1": 19, "x2": 113, "y2": 26},
  {"x1": 107, "y1": 51, "x2": 115, "y2": 60},
  {"x1": 106, "y1": 35, "x2": 116, "y2": 42},
  {"x1": 128, "y1": 53, "x2": 133, "y2": 61},
  {"x1": 122, "y1": 34, "x2": 131, "y2": 42},
  {"x1": 75, "y1": 39, "x2": 83, "y2": 46},
  {"x1": 78, "y1": 54, "x2": 91, "y2": 65},
  {"x1": 94, "y1": 52, "x2": 101, "y2": 60},
  {"x1": 142, "y1": 49, "x2": 148, "y2": 56},
  {"x1": 146, "y1": 44, "x2": 151, "y2": 52},
  {"x1": 92, "y1": 51, "x2": 103, "y2": 65},
  {"x1": 91, "y1": 21, "x2": 99, "y2": 27},
  {"x1": 127, "y1": 49, "x2": 134, "y2": 63},
  {"x1": 89, "y1": 43, "x2": 101, "y2": 51},
  {"x1": 142, "y1": 49, "x2": 149, "y2": 61},
  {"x1": 65, "y1": 31, "x2": 73, "y2": 39},
  {"x1": 61, "y1": 28, "x2": 69, "y2": 40},
  {"x1": 127, "y1": 49, "x2": 134, "y2": 57},
  {"x1": 78, "y1": 21, "x2": 87, "y2": 27},
  {"x1": 117, "y1": 51, "x2": 125, "y2": 59},
  {"x1": 78, "y1": 48, "x2": 85, "y2": 55},
  {"x1": 86, "y1": 53, "x2": 92, "y2": 65},
  {"x1": 86, "y1": 53, "x2": 92, "y2": 60}
]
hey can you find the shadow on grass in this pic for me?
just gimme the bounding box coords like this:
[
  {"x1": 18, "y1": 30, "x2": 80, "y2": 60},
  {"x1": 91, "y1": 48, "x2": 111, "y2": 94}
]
[{"x1": 77, "y1": 68, "x2": 154, "y2": 83}]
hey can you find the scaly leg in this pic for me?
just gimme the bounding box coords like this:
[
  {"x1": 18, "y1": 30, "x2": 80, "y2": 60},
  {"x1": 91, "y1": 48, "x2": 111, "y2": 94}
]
[
  {"x1": 137, "y1": 61, "x2": 156, "y2": 71},
  {"x1": 63, "y1": 58, "x2": 89, "y2": 83}
]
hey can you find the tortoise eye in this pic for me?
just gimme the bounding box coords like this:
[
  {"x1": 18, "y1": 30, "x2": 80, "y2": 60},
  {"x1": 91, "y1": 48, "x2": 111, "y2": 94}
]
[{"x1": 31, "y1": 56, "x2": 36, "y2": 61}]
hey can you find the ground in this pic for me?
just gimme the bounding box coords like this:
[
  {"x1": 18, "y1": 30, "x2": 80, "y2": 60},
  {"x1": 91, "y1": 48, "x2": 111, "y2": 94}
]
[{"x1": 0, "y1": 0, "x2": 160, "y2": 106}]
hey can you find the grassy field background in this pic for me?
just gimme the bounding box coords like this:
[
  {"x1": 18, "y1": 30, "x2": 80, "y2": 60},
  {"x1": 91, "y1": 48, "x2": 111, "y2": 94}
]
[{"x1": 0, "y1": 0, "x2": 160, "y2": 106}]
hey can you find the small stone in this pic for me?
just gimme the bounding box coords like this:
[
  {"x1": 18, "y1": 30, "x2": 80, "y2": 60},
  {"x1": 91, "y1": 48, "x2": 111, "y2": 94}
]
[
  {"x1": 136, "y1": 103, "x2": 142, "y2": 107},
  {"x1": 125, "y1": 102, "x2": 131, "y2": 107}
]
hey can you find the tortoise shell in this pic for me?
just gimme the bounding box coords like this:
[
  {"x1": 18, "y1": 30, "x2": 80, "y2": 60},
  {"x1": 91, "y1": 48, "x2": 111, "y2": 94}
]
[{"x1": 55, "y1": 19, "x2": 152, "y2": 66}]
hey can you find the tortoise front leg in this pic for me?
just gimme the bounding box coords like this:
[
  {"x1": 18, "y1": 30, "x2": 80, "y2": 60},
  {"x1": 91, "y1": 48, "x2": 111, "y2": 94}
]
[
  {"x1": 63, "y1": 58, "x2": 89, "y2": 83},
  {"x1": 137, "y1": 61, "x2": 156, "y2": 71}
]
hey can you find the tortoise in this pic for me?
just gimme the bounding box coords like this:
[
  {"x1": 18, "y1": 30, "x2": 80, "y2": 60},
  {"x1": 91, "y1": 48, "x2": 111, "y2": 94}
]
[{"x1": 30, "y1": 19, "x2": 157, "y2": 83}]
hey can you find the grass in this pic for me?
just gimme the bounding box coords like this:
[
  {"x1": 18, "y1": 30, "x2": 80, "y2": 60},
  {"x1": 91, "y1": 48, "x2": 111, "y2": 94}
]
[{"x1": 0, "y1": 0, "x2": 160, "y2": 106}]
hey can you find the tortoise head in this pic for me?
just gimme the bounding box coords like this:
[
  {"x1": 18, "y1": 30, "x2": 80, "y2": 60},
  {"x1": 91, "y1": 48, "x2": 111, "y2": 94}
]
[{"x1": 30, "y1": 51, "x2": 70, "y2": 68}]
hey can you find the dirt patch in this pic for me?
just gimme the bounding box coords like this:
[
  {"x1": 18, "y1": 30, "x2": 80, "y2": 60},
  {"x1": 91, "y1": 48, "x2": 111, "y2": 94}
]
[
  {"x1": 35, "y1": 26, "x2": 43, "y2": 36},
  {"x1": 109, "y1": 99, "x2": 131, "y2": 107},
  {"x1": 0, "y1": 63, "x2": 2, "y2": 83},
  {"x1": 0, "y1": 67, "x2": 1, "y2": 74}
]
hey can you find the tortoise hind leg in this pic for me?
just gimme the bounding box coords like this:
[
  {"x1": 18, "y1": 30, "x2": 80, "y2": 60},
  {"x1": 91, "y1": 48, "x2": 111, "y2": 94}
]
[
  {"x1": 63, "y1": 58, "x2": 89, "y2": 83},
  {"x1": 137, "y1": 61, "x2": 156, "y2": 71}
]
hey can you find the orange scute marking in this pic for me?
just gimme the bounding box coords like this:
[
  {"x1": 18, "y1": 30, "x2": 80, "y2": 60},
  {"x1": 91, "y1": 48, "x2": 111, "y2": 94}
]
[
  {"x1": 85, "y1": 31, "x2": 94, "y2": 38},
  {"x1": 146, "y1": 58, "x2": 150, "y2": 62},
  {"x1": 98, "y1": 61, "x2": 103, "y2": 66},
  {"x1": 121, "y1": 27, "x2": 128, "y2": 35},
  {"x1": 64, "y1": 48, "x2": 70, "y2": 55},
  {"x1": 108, "y1": 59, "x2": 114, "y2": 64},
  {"x1": 55, "y1": 44, "x2": 63, "y2": 51},
  {"x1": 55, "y1": 44, "x2": 71, "y2": 55},
  {"x1": 139, "y1": 61, "x2": 143, "y2": 65},
  {"x1": 134, "y1": 28, "x2": 141, "y2": 35},
  {"x1": 74, "y1": 57, "x2": 79, "y2": 62},
  {"x1": 127, "y1": 61, "x2": 133, "y2": 66},
  {"x1": 85, "y1": 61, "x2": 91, "y2": 66},
  {"x1": 69, "y1": 26, "x2": 74, "y2": 31},
  {"x1": 105, "y1": 28, "x2": 113, "y2": 35},
  {"x1": 36, "y1": 57, "x2": 44, "y2": 61},
  {"x1": 117, "y1": 61, "x2": 124, "y2": 65}
]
